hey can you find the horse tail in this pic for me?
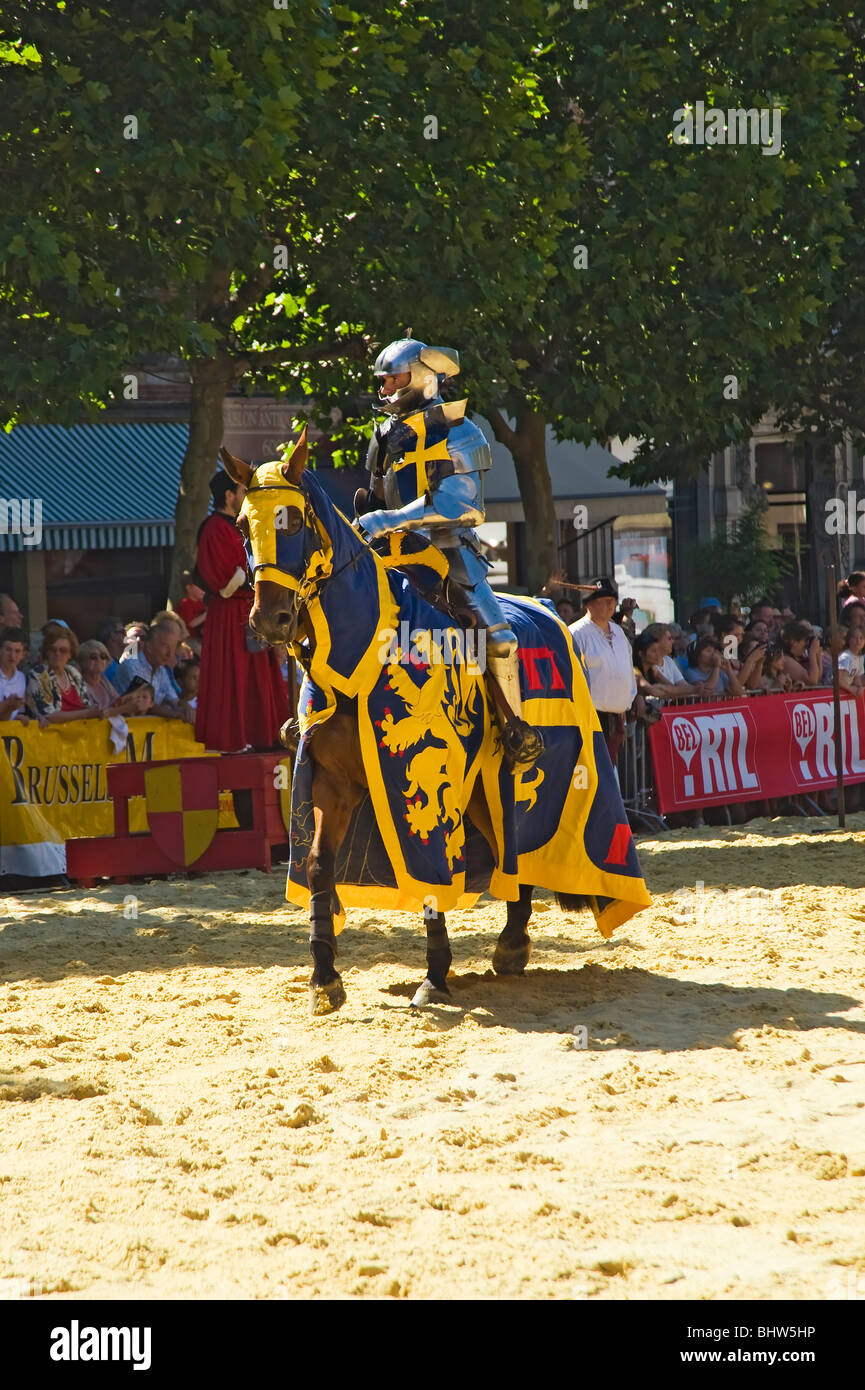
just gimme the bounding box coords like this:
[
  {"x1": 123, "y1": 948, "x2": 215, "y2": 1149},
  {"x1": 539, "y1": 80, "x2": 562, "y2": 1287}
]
[{"x1": 554, "y1": 891, "x2": 591, "y2": 914}]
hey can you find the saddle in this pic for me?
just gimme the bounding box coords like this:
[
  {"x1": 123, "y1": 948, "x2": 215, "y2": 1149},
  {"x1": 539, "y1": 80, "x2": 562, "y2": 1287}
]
[{"x1": 367, "y1": 528, "x2": 478, "y2": 630}]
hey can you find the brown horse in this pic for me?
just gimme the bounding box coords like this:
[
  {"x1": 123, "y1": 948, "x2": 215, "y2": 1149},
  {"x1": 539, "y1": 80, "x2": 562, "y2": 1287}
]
[{"x1": 221, "y1": 431, "x2": 581, "y2": 1014}]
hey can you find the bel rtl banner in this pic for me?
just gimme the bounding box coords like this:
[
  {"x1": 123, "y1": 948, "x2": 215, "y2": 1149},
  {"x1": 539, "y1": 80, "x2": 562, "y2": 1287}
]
[{"x1": 648, "y1": 689, "x2": 865, "y2": 812}]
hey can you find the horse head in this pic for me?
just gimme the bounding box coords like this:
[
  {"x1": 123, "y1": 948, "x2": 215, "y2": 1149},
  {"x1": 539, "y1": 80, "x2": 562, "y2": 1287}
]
[{"x1": 222, "y1": 426, "x2": 329, "y2": 646}]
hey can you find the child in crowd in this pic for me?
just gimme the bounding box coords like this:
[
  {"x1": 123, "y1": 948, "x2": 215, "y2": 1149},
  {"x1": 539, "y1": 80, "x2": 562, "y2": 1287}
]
[
  {"x1": 123, "y1": 676, "x2": 155, "y2": 716},
  {"x1": 756, "y1": 644, "x2": 793, "y2": 693},
  {"x1": 838, "y1": 626, "x2": 865, "y2": 693},
  {"x1": 175, "y1": 572, "x2": 207, "y2": 645},
  {"x1": 175, "y1": 659, "x2": 200, "y2": 714},
  {"x1": 0, "y1": 626, "x2": 28, "y2": 720},
  {"x1": 819, "y1": 625, "x2": 848, "y2": 686}
]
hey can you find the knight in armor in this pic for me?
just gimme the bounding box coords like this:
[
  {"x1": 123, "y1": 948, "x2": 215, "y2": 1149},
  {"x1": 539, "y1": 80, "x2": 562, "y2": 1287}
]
[{"x1": 353, "y1": 337, "x2": 544, "y2": 768}]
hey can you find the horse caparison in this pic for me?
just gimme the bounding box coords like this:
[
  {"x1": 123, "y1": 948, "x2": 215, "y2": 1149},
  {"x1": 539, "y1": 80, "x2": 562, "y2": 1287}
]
[{"x1": 221, "y1": 431, "x2": 587, "y2": 1015}]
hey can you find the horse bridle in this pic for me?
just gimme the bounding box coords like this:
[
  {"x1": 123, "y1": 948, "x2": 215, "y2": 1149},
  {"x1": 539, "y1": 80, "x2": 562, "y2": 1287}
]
[{"x1": 239, "y1": 474, "x2": 366, "y2": 624}]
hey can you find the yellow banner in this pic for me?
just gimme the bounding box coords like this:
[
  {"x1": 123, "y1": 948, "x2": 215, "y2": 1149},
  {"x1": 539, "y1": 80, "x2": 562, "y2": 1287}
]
[{"x1": 0, "y1": 718, "x2": 213, "y2": 851}]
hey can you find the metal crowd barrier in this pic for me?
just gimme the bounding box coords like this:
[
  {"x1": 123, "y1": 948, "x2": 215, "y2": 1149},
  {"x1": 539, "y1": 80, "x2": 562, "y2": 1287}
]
[{"x1": 615, "y1": 717, "x2": 669, "y2": 833}]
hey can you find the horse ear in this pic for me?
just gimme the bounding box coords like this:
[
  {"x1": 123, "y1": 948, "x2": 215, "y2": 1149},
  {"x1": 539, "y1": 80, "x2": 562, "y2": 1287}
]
[
  {"x1": 219, "y1": 446, "x2": 254, "y2": 489},
  {"x1": 281, "y1": 424, "x2": 309, "y2": 483}
]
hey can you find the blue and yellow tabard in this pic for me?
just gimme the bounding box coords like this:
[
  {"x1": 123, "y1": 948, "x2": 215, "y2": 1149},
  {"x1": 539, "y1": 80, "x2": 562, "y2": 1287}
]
[{"x1": 281, "y1": 474, "x2": 651, "y2": 937}]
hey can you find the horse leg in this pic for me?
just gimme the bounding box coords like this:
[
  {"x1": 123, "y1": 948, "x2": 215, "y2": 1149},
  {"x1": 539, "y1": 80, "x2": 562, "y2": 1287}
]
[
  {"x1": 307, "y1": 758, "x2": 361, "y2": 1016},
  {"x1": 411, "y1": 907, "x2": 453, "y2": 1008},
  {"x1": 465, "y1": 782, "x2": 533, "y2": 976},
  {"x1": 493, "y1": 883, "x2": 534, "y2": 976}
]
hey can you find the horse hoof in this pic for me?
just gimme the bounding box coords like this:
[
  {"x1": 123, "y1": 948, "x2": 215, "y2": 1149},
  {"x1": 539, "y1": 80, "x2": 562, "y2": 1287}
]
[
  {"x1": 411, "y1": 978, "x2": 452, "y2": 1008},
  {"x1": 309, "y1": 976, "x2": 346, "y2": 1016},
  {"x1": 492, "y1": 940, "x2": 532, "y2": 976}
]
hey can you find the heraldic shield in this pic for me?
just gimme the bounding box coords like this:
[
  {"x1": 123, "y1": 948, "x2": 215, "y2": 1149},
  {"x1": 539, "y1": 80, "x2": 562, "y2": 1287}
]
[{"x1": 143, "y1": 761, "x2": 219, "y2": 868}]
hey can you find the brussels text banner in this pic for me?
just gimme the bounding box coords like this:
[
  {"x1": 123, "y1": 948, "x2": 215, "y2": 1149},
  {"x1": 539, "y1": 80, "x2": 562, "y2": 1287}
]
[{"x1": 648, "y1": 690, "x2": 865, "y2": 813}]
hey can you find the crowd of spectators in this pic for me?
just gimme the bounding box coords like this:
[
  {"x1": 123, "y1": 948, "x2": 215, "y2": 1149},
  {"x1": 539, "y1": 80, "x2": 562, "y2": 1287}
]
[
  {"x1": 536, "y1": 570, "x2": 865, "y2": 725},
  {"x1": 0, "y1": 568, "x2": 290, "y2": 751},
  {"x1": 0, "y1": 596, "x2": 204, "y2": 729},
  {"x1": 534, "y1": 570, "x2": 865, "y2": 821}
]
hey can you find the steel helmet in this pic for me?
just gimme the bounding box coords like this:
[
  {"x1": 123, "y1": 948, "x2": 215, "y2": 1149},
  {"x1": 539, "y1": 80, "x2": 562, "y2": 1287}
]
[{"x1": 372, "y1": 338, "x2": 460, "y2": 415}]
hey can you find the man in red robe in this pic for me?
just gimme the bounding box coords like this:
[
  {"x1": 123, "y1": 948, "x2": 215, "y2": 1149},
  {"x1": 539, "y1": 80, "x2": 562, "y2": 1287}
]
[{"x1": 194, "y1": 470, "x2": 287, "y2": 752}]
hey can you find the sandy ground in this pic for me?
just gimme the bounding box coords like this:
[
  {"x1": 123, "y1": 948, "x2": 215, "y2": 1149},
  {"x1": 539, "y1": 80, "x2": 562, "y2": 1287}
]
[{"x1": 1, "y1": 813, "x2": 864, "y2": 1302}]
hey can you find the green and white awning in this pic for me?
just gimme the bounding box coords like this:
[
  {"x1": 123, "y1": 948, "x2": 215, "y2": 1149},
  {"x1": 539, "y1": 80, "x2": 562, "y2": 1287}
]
[{"x1": 0, "y1": 422, "x2": 188, "y2": 552}]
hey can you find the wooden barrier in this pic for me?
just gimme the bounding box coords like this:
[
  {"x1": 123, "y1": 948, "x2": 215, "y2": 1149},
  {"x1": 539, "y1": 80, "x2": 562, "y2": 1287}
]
[{"x1": 66, "y1": 750, "x2": 289, "y2": 886}]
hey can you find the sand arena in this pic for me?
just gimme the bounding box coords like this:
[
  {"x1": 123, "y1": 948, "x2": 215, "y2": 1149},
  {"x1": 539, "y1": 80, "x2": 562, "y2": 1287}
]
[{"x1": 1, "y1": 814, "x2": 864, "y2": 1300}]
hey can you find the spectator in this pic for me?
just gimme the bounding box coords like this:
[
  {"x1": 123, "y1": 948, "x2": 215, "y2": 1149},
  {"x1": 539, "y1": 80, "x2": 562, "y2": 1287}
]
[
  {"x1": 175, "y1": 571, "x2": 207, "y2": 643},
  {"x1": 26, "y1": 623, "x2": 100, "y2": 724},
  {"x1": 667, "y1": 622, "x2": 690, "y2": 672},
  {"x1": 78, "y1": 639, "x2": 131, "y2": 712},
  {"x1": 743, "y1": 617, "x2": 770, "y2": 646},
  {"x1": 0, "y1": 593, "x2": 24, "y2": 629},
  {"x1": 639, "y1": 625, "x2": 700, "y2": 695},
  {"x1": 555, "y1": 598, "x2": 578, "y2": 625},
  {"x1": 685, "y1": 607, "x2": 717, "y2": 663},
  {"x1": 699, "y1": 596, "x2": 723, "y2": 613},
  {"x1": 569, "y1": 576, "x2": 636, "y2": 763},
  {"x1": 755, "y1": 643, "x2": 793, "y2": 693},
  {"x1": 819, "y1": 625, "x2": 847, "y2": 686},
  {"x1": 115, "y1": 620, "x2": 192, "y2": 722},
  {"x1": 841, "y1": 598, "x2": 865, "y2": 631},
  {"x1": 95, "y1": 618, "x2": 127, "y2": 685},
  {"x1": 613, "y1": 596, "x2": 638, "y2": 642},
  {"x1": 150, "y1": 610, "x2": 190, "y2": 686},
  {"x1": 633, "y1": 636, "x2": 693, "y2": 702},
  {"x1": 683, "y1": 635, "x2": 758, "y2": 699},
  {"x1": 739, "y1": 634, "x2": 770, "y2": 689},
  {"x1": 122, "y1": 676, "x2": 156, "y2": 716},
  {"x1": 175, "y1": 658, "x2": 200, "y2": 714},
  {"x1": 121, "y1": 621, "x2": 148, "y2": 664},
  {"x1": 779, "y1": 620, "x2": 822, "y2": 687},
  {"x1": 838, "y1": 571, "x2": 865, "y2": 605},
  {"x1": 749, "y1": 598, "x2": 776, "y2": 634},
  {"x1": 0, "y1": 626, "x2": 28, "y2": 720},
  {"x1": 838, "y1": 626, "x2": 865, "y2": 694},
  {"x1": 713, "y1": 614, "x2": 745, "y2": 666}
]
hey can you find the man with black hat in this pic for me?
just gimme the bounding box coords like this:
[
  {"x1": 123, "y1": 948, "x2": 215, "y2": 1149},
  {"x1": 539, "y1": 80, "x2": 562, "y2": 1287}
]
[{"x1": 569, "y1": 577, "x2": 636, "y2": 765}]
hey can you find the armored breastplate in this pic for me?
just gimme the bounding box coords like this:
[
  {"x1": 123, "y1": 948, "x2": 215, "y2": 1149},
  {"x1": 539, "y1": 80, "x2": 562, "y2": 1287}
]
[{"x1": 378, "y1": 407, "x2": 452, "y2": 510}]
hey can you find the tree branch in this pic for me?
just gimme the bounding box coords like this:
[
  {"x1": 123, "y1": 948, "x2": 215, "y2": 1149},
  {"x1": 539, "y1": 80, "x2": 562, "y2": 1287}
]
[
  {"x1": 228, "y1": 260, "x2": 277, "y2": 317},
  {"x1": 233, "y1": 336, "x2": 368, "y2": 373},
  {"x1": 485, "y1": 406, "x2": 517, "y2": 452}
]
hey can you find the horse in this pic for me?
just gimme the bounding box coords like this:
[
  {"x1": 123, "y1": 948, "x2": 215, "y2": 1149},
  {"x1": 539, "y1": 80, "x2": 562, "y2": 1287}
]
[{"x1": 221, "y1": 429, "x2": 650, "y2": 1014}]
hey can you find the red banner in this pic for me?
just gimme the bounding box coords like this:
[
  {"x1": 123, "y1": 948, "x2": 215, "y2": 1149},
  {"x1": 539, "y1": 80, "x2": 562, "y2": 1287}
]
[{"x1": 647, "y1": 690, "x2": 865, "y2": 812}]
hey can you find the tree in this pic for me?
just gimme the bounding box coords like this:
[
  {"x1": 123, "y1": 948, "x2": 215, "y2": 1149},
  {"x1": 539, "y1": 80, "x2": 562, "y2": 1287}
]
[
  {"x1": 1, "y1": 1, "x2": 855, "y2": 603},
  {"x1": 294, "y1": 2, "x2": 853, "y2": 591},
  {"x1": 688, "y1": 501, "x2": 792, "y2": 612},
  {"x1": 0, "y1": 0, "x2": 572, "y2": 598}
]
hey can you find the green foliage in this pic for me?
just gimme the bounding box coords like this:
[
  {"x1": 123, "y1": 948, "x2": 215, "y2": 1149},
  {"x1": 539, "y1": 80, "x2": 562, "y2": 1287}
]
[
  {"x1": 0, "y1": 0, "x2": 858, "y2": 540},
  {"x1": 687, "y1": 502, "x2": 792, "y2": 611}
]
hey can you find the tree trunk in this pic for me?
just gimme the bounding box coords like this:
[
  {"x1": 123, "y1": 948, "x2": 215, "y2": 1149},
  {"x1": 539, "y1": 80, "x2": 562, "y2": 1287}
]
[
  {"x1": 488, "y1": 407, "x2": 558, "y2": 595},
  {"x1": 168, "y1": 353, "x2": 236, "y2": 604}
]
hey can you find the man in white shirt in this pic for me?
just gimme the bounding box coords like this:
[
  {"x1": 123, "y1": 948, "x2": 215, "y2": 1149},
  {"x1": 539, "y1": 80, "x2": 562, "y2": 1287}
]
[
  {"x1": 569, "y1": 577, "x2": 637, "y2": 763},
  {"x1": 115, "y1": 621, "x2": 192, "y2": 722}
]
